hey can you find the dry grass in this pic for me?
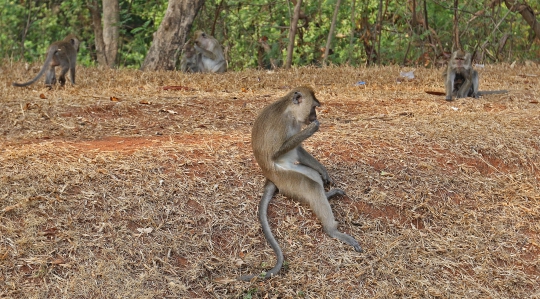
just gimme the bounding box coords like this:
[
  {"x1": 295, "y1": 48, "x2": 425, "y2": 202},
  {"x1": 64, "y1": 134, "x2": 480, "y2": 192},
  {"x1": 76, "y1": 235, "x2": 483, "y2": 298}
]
[{"x1": 0, "y1": 61, "x2": 539, "y2": 298}]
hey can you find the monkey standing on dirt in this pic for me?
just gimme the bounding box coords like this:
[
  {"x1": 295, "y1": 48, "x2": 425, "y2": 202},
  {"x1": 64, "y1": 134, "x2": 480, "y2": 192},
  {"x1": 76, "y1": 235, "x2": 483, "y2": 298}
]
[
  {"x1": 240, "y1": 86, "x2": 362, "y2": 281},
  {"x1": 192, "y1": 31, "x2": 227, "y2": 73},
  {"x1": 13, "y1": 34, "x2": 79, "y2": 88},
  {"x1": 443, "y1": 50, "x2": 507, "y2": 101}
]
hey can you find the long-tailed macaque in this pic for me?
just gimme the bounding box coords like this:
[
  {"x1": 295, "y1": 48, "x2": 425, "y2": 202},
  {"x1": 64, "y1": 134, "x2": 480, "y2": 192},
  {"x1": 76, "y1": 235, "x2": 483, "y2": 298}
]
[
  {"x1": 444, "y1": 50, "x2": 507, "y2": 101},
  {"x1": 240, "y1": 86, "x2": 362, "y2": 281},
  {"x1": 193, "y1": 31, "x2": 227, "y2": 73},
  {"x1": 444, "y1": 50, "x2": 478, "y2": 101},
  {"x1": 179, "y1": 40, "x2": 201, "y2": 73},
  {"x1": 13, "y1": 34, "x2": 79, "y2": 88}
]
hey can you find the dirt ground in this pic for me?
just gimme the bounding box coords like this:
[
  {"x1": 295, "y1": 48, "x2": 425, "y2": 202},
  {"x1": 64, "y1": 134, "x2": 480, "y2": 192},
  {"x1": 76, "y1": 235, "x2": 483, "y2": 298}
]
[{"x1": 0, "y1": 62, "x2": 539, "y2": 298}]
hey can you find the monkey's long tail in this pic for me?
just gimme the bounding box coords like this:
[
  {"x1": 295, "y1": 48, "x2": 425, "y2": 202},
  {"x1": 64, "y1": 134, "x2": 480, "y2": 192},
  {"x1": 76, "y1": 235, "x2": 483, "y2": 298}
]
[
  {"x1": 12, "y1": 45, "x2": 57, "y2": 87},
  {"x1": 478, "y1": 90, "x2": 509, "y2": 96},
  {"x1": 239, "y1": 180, "x2": 283, "y2": 281}
]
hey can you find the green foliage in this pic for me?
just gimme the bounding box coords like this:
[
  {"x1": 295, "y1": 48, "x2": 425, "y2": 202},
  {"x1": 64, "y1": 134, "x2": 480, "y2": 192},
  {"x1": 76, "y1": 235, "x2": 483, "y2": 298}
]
[
  {"x1": 0, "y1": 0, "x2": 95, "y2": 65},
  {"x1": 0, "y1": 0, "x2": 166, "y2": 67},
  {"x1": 1, "y1": 0, "x2": 539, "y2": 68},
  {"x1": 117, "y1": 0, "x2": 167, "y2": 67}
]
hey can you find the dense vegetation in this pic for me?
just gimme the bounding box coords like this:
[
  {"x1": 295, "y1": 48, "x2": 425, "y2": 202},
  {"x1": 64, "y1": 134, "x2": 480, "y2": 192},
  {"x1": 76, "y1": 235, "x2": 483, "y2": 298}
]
[{"x1": 1, "y1": 0, "x2": 538, "y2": 69}]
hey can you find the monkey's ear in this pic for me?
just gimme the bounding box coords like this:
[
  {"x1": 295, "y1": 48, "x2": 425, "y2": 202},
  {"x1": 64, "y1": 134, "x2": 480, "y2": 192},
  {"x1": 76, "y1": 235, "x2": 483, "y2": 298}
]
[{"x1": 292, "y1": 92, "x2": 303, "y2": 104}]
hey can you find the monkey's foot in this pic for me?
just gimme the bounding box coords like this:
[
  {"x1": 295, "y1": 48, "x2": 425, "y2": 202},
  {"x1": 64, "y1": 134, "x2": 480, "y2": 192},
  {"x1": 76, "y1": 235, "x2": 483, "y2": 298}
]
[
  {"x1": 350, "y1": 239, "x2": 364, "y2": 252},
  {"x1": 330, "y1": 230, "x2": 363, "y2": 253},
  {"x1": 352, "y1": 243, "x2": 363, "y2": 253},
  {"x1": 326, "y1": 189, "x2": 346, "y2": 199}
]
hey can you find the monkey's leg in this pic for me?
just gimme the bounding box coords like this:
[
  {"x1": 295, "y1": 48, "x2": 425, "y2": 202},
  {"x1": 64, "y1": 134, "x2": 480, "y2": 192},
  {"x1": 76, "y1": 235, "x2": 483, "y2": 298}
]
[
  {"x1": 308, "y1": 188, "x2": 363, "y2": 253},
  {"x1": 325, "y1": 189, "x2": 346, "y2": 199},
  {"x1": 239, "y1": 180, "x2": 283, "y2": 281},
  {"x1": 456, "y1": 78, "x2": 473, "y2": 98},
  {"x1": 58, "y1": 69, "x2": 68, "y2": 86},
  {"x1": 57, "y1": 58, "x2": 71, "y2": 86},
  {"x1": 471, "y1": 70, "x2": 479, "y2": 98},
  {"x1": 297, "y1": 147, "x2": 332, "y2": 184},
  {"x1": 286, "y1": 170, "x2": 363, "y2": 253},
  {"x1": 193, "y1": 44, "x2": 218, "y2": 60},
  {"x1": 69, "y1": 64, "x2": 76, "y2": 85},
  {"x1": 45, "y1": 67, "x2": 57, "y2": 86},
  {"x1": 445, "y1": 71, "x2": 456, "y2": 101},
  {"x1": 273, "y1": 120, "x2": 319, "y2": 160}
]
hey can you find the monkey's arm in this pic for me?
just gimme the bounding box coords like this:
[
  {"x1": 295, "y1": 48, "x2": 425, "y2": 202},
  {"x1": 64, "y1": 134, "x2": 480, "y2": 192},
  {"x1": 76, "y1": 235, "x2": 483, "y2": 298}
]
[
  {"x1": 272, "y1": 120, "x2": 319, "y2": 160},
  {"x1": 239, "y1": 180, "x2": 283, "y2": 281},
  {"x1": 297, "y1": 147, "x2": 332, "y2": 184},
  {"x1": 194, "y1": 44, "x2": 218, "y2": 60},
  {"x1": 445, "y1": 70, "x2": 455, "y2": 101}
]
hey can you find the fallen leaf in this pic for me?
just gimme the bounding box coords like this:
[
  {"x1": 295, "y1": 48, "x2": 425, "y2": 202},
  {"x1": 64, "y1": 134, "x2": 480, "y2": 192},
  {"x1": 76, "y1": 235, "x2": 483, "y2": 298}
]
[
  {"x1": 380, "y1": 171, "x2": 394, "y2": 177},
  {"x1": 163, "y1": 85, "x2": 191, "y2": 91},
  {"x1": 51, "y1": 258, "x2": 65, "y2": 265},
  {"x1": 139, "y1": 100, "x2": 152, "y2": 105},
  {"x1": 234, "y1": 258, "x2": 246, "y2": 267},
  {"x1": 159, "y1": 109, "x2": 177, "y2": 114},
  {"x1": 40, "y1": 93, "x2": 47, "y2": 99},
  {"x1": 110, "y1": 96, "x2": 120, "y2": 101},
  {"x1": 214, "y1": 277, "x2": 236, "y2": 284},
  {"x1": 137, "y1": 227, "x2": 153, "y2": 234},
  {"x1": 425, "y1": 90, "x2": 445, "y2": 96}
]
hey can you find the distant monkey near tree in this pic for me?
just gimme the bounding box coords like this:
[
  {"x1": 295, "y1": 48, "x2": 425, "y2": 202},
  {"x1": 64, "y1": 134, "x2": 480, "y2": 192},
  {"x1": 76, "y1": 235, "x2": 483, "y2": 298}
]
[
  {"x1": 192, "y1": 30, "x2": 227, "y2": 73},
  {"x1": 443, "y1": 50, "x2": 507, "y2": 101},
  {"x1": 443, "y1": 50, "x2": 478, "y2": 101},
  {"x1": 13, "y1": 34, "x2": 79, "y2": 88},
  {"x1": 179, "y1": 40, "x2": 201, "y2": 73}
]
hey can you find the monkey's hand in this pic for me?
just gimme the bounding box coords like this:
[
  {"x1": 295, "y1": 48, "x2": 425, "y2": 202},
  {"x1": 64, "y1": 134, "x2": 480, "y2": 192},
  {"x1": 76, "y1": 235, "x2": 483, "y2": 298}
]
[
  {"x1": 193, "y1": 44, "x2": 218, "y2": 60},
  {"x1": 320, "y1": 171, "x2": 333, "y2": 185},
  {"x1": 306, "y1": 119, "x2": 320, "y2": 134}
]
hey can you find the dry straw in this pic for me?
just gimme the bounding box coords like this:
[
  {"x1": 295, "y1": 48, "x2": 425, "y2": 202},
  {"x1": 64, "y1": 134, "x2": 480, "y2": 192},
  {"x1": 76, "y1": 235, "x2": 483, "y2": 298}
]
[{"x1": 0, "y1": 61, "x2": 539, "y2": 298}]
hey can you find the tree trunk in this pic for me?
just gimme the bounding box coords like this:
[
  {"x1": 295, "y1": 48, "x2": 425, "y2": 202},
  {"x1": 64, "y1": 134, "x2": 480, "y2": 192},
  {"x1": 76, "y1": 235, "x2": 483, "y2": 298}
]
[
  {"x1": 453, "y1": 0, "x2": 460, "y2": 50},
  {"x1": 102, "y1": 0, "x2": 119, "y2": 68},
  {"x1": 141, "y1": 0, "x2": 205, "y2": 71},
  {"x1": 322, "y1": 0, "x2": 341, "y2": 66},
  {"x1": 285, "y1": 0, "x2": 302, "y2": 69},
  {"x1": 88, "y1": 0, "x2": 108, "y2": 67},
  {"x1": 375, "y1": 0, "x2": 383, "y2": 66},
  {"x1": 504, "y1": 0, "x2": 540, "y2": 41},
  {"x1": 347, "y1": 0, "x2": 356, "y2": 64}
]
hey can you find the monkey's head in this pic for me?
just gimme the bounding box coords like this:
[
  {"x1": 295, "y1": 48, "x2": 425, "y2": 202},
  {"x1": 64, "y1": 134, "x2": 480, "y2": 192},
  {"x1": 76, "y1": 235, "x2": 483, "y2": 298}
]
[
  {"x1": 452, "y1": 50, "x2": 471, "y2": 68},
  {"x1": 64, "y1": 34, "x2": 80, "y2": 52},
  {"x1": 289, "y1": 86, "x2": 320, "y2": 125},
  {"x1": 182, "y1": 41, "x2": 196, "y2": 56},
  {"x1": 193, "y1": 30, "x2": 213, "y2": 48}
]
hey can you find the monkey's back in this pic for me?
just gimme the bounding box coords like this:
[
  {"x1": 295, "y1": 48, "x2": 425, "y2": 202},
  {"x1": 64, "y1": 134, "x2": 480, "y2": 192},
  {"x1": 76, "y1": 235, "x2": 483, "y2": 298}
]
[{"x1": 252, "y1": 98, "x2": 299, "y2": 175}]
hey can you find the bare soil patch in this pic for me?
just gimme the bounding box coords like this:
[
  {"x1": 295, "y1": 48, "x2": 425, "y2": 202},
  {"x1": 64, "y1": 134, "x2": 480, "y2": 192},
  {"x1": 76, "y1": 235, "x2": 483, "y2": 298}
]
[{"x1": 1, "y1": 63, "x2": 539, "y2": 298}]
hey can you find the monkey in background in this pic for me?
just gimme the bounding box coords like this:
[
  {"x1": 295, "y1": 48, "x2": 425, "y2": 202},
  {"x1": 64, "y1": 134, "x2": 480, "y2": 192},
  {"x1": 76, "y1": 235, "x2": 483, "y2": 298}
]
[
  {"x1": 179, "y1": 40, "x2": 201, "y2": 73},
  {"x1": 443, "y1": 50, "x2": 507, "y2": 101},
  {"x1": 13, "y1": 34, "x2": 79, "y2": 88},
  {"x1": 192, "y1": 31, "x2": 227, "y2": 73},
  {"x1": 240, "y1": 87, "x2": 362, "y2": 281},
  {"x1": 444, "y1": 50, "x2": 478, "y2": 101}
]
